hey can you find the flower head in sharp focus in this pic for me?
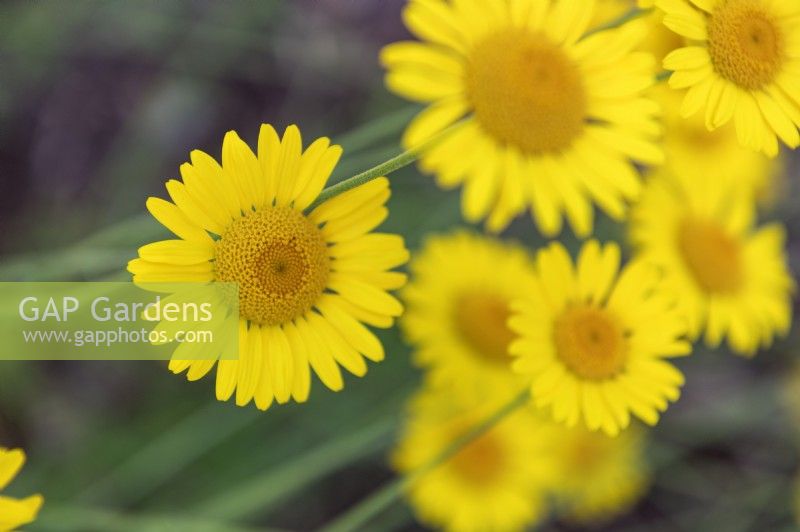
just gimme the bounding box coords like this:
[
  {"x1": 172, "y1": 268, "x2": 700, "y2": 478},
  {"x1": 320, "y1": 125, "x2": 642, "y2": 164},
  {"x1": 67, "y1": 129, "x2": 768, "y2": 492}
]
[
  {"x1": 654, "y1": 85, "x2": 783, "y2": 206},
  {"x1": 129, "y1": 125, "x2": 409, "y2": 410},
  {"x1": 509, "y1": 240, "x2": 691, "y2": 436},
  {"x1": 658, "y1": 0, "x2": 800, "y2": 157},
  {"x1": 392, "y1": 385, "x2": 552, "y2": 532},
  {"x1": 0, "y1": 448, "x2": 43, "y2": 531},
  {"x1": 381, "y1": 0, "x2": 663, "y2": 236},
  {"x1": 545, "y1": 424, "x2": 650, "y2": 524},
  {"x1": 630, "y1": 169, "x2": 794, "y2": 356},
  {"x1": 401, "y1": 232, "x2": 536, "y2": 394}
]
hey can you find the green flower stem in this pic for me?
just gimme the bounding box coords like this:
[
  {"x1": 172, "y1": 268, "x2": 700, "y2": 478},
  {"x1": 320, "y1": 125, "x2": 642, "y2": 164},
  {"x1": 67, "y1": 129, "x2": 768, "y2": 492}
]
[
  {"x1": 307, "y1": 149, "x2": 418, "y2": 210},
  {"x1": 307, "y1": 118, "x2": 470, "y2": 211},
  {"x1": 319, "y1": 388, "x2": 531, "y2": 532}
]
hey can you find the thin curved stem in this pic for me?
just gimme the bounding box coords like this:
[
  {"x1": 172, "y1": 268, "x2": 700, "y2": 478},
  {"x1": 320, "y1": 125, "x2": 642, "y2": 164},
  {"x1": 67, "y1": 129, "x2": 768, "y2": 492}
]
[
  {"x1": 318, "y1": 388, "x2": 531, "y2": 532},
  {"x1": 307, "y1": 118, "x2": 470, "y2": 211},
  {"x1": 308, "y1": 148, "x2": 419, "y2": 211}
]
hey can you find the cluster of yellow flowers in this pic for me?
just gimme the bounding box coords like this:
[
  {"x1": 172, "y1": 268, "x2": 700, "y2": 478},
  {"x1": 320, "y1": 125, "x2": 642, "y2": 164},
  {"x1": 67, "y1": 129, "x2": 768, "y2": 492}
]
[
  {"x1": 384, "y1": 0, "x2": 796, "y2": 528},
  {"x1": 395, "y1": 233, "x2": 657, "y2": 528},
  {"x1": 110, "y1": 0, "x2": 797, "y2": 530}
]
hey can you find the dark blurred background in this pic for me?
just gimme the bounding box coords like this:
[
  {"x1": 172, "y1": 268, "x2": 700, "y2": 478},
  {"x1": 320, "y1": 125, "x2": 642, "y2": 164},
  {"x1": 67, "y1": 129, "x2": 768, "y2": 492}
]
[{"x1": 1, "y1": 1, "x2": 799, "y2": 531}]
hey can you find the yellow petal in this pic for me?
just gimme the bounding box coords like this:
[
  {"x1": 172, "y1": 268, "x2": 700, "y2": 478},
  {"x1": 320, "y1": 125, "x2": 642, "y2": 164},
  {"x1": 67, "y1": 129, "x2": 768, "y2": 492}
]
[
  {"x1": 0, "y1": 494, "x2": 44, "y2": 529},
  {"x1": 146, "y1": 197, "x2": 212, "y2": 243},
  {"x1": 329, "y1": 277, "x2": 404, "y2": 317},
  {"x1": 257, "y1": 123, "x2": 281, "y2": 205},
  {"x1": 296, "y1": 315, "x2": 344, "y2": 392},
  {"x1": 265, "y1": 325, "x2": 294, "y2": 404},
  {"x1": 317, "y1": 296, "x2": 385, "y2": 362},
  {"x1": 274, "y1": 125, "x2": 303, "y2": 206},
  {"x1": 222, "y1": 130, "x2": 262, "y2": 211},
  {"x1": 0, "y1": 449, "x2": 24, "y2": 491},
  {"x1": 138, "y1": 239, "x2": 213, "y2": 265},
  {"x1": 283, "y1": 321, "x2": 311, "y2": 403}
]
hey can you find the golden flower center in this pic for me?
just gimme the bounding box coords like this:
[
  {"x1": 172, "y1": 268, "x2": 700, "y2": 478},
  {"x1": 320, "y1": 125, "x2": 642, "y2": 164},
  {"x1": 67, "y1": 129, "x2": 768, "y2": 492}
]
[
  {"x1": 450, "y1": 429, "x2": 506, "y2": 485},
  {"x1": 707, "y1": 0, "x2": 784, "y2": 90},
  {"x1": 677, "y1": 217, "x2": 744, "y2": 295},
  {"x1": 565, "y1": 432, "x2": 610, "y2": 474},
  {"x1": 466, "y1": 29, "x2": 587, "y2": 154},
  {"x1": 214, "y1": 206, "x2": 330, "y2": 325},
  {"x1": 454, "y1": 292, "x2": 515, "y2": 365},
  {"x1": 554, "y1": 305, "x2": 629, "y2": 380}
]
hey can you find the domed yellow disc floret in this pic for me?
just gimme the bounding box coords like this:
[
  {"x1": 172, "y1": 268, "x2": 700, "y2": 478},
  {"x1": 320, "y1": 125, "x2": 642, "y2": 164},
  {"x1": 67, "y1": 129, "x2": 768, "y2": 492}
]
[
  {"x1": 554, "y1": 305, "x2": 629, "y2": 381},
  {"x1": 677, "y1": 217, "x2": 744, "y2": 295},
  {"x1": 707, "y1": 0, "x2": 784, "y2": 90},
  {"x1": 131, "y1": 124, "x2": 408, "y2": 410},
  {"x1": 400, "y1": 232, "x2": 537, "y2": 394},
  {"x1": 453, "y1": 292, "x2": 516, "y2": 365},
  {"x1": 467, "y1": 30, "x2": 587, "y2": 154},
  {"x1": 630, "y1": 170, "x2": 794, "y2": 355},
  {"x1": 215, "y1": 206, "x2": 330, "y2": 326},
  {"x1": 448, "y1": 427, "x2": 507, "y2": 485},
  {"x1": 382, "y1": 0, "x2": 663, "y2": 234},
  {"x1": 510, "y1": 241, "x2": 690, "y2": 435},
  {"x1": 659, "y1": 0, "x2": 800, "y2": 156}
]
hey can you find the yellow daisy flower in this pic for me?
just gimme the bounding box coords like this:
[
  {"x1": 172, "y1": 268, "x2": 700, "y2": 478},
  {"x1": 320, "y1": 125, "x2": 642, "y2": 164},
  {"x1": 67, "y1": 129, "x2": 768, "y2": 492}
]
[
  {"x1": 509, "y1": 240, "x2": 691, "y2": 436},
  {"x1": 0, "y1": 448, "x2": 43, "y2": 531},
  {"x1": 129, "y1": 125, "x2": 409, "y2": 409},
  {"x1": 401, "y1": 232, "x2": 535, "y2": 393},
  {"x1": 546, "y1": 424, "x2": 650, "y2": 523},
  {"x1": 381, "y1": 0, "x2": 663, "y2": 236},
  {"x1": 658, "y1": 0, "x2": 800, "y2": 157},
  {"x1": 630, "y1": 169, "x2": 794, "y2": 355},
  {"x1": 655, "y1": 85, "x2": 783, "y2": 204},
  {"x1": 392, "y1": 385, "x2": 551, "y2": 532}
]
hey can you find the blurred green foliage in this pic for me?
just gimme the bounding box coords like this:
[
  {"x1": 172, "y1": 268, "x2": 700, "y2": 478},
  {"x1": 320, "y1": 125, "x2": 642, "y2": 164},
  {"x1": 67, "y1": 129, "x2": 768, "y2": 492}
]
[{"x1": 0, "y1": 1, "x2": 798, "y2": 531}]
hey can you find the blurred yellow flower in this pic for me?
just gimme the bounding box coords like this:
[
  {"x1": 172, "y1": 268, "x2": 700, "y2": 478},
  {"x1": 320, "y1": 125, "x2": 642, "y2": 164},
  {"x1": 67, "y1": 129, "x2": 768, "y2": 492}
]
[
  {"x1": 654, "y1": 85, "x2": 783, "y2": 205},
  {"x1": 129, "y1": 125, "x2": 408, "y2": 409},
  {"x1": 546, "y1": 424, "x2": 650, "y2": 523},
  {"x1": 510, "y1": 240, "x2": 691, "y2": 436},
  {"x1": 381, "y1": 0, "x2": 663, "y2": 236},
  {"x1": 392, "y1": 385, "x2": 552, "y2": 532},
  {"x1": 0, "y1": 448, "x2": 43, "y2": 532},
  {"x1": 658, "y1": 0, "x2": 800, "y2": 156},
  {"x1": 401, "y1": 232, "x2": 535, "y2": 393},
  {"x1": 592, "y1": 0, "x2": 686, "y2": 64},
  {"x1": 630, "y1": 170, "x2": 794, "y2": 355}
]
